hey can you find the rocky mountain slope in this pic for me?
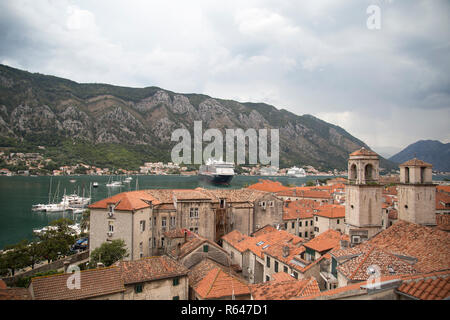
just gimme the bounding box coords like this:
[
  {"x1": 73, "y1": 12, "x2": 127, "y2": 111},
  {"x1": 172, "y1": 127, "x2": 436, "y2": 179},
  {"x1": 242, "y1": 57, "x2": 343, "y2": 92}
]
[
  {"x1": 389, "y1": 140, "x2": 450, "y2": 172},
  {"x1": 0, "y1": 64, "x2": 394, "y2": 170}
]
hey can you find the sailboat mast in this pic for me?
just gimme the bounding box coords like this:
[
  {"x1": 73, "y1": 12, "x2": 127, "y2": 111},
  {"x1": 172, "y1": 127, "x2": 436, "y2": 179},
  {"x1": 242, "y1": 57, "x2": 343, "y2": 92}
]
[{"x1": 48, "y1": 177, "x2": 53, "y2": 204}]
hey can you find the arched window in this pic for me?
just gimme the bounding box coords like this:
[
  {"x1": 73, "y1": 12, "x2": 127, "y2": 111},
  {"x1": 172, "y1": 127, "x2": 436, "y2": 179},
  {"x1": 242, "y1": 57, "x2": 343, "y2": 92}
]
[
  {"x1": 350, "y1": 164, "x2": 357, "y2": 180},
  {"x1": 365, "y1": 164, "x2": 373, "y2": 181}
]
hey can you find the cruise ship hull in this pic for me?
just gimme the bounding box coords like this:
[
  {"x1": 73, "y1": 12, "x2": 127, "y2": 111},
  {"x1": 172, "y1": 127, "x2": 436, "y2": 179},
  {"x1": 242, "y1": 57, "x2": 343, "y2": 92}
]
[{"x1": 199, "y1": 174, "x2": 234, "y2": 185}]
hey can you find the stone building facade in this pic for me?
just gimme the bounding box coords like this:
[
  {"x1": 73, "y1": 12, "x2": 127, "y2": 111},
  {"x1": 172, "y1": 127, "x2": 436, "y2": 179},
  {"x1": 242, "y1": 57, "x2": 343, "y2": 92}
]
[{"x1": 89, "y1": 188, "x2": 283, "y2": 260}]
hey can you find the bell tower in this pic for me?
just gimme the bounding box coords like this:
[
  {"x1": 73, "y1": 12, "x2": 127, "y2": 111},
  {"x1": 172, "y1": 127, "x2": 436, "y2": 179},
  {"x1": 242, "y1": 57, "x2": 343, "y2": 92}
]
[
  {"x1": 345, "y1": 148, "x2": 383, "y2": 243},
  {"x1": 398, "y1": 158, "x2": 436, "y2": 226}
]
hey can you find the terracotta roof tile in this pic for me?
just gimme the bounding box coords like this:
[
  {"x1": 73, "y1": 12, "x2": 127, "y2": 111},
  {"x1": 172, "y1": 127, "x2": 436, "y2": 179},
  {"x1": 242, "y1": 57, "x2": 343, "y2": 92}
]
[
  {"x1": 349, "y1": 148, "x2": 378, "y2": 157},
  {"x1": 222, "y1": 228, "x2": 304, "y2": 259},
  {"x1": 396, "y1": 271, "x2": 450, "y2": 300},
  {"x1": 277, "y1": 188, "x2": 332, "y2": 199},
  {"x1": 298, "y1": 271, "x2": 450, "y2": 300},
  {"x1": 399, "y1": 158, "x2": 432, "y2": 167},
  {"x1": 251, "y1": 225, "x2": 278, "y2": 237},
  {"x1": 0, "y1": 287, "x2": 31, "y2": 300},
  {"x1": 194, "y1": 267, "x2": 251, "y2": 299},
  {"x1": 271, "y1": 272, "x2": 295, "y2": 282},
  {"x1": 437, "y1": 185, "x2": 450, "y2": 195},
  {"x1": 283, "y1": 199, "x2": 320, "y2": 220},
  {"x1": 313, "y1": 204, "x2": 345, "y2": 219},
  {"x1": 251, "y1": 277, "x2": 320, "y2": 300},
  {"x1": 89, "y1": 190, "x2": 160, "y2": 211},
  {"x1": 304, "y1": 229, "x2": 349, "y2": 253},
  {"x1": 117, "y1": 256, "x2": 188, "y2": 284},
  {"x1": 31, "y1": 267, "x2": 125, "y2": 300},
  {"x1": 436, "y1": 191, "x2": 450, "y2": 210},
  {"x1": 367, "y1": 220, "x2": 450, "y2": 273},
  {"x1": 170, "y1": 232, "x2": 225, "y2": 258},
  {"x1": 247, "y1": 179, "x2": 290, "y2": 193},
  {"x1": 337, "y1": 245, "x2": 418, "y2": 281}
]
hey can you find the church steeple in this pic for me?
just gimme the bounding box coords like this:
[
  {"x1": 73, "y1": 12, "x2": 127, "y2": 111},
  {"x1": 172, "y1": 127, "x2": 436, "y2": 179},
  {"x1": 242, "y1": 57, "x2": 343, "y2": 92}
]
[{"x1": 345, "y1": 148, "x2": 383, "y2": 244}]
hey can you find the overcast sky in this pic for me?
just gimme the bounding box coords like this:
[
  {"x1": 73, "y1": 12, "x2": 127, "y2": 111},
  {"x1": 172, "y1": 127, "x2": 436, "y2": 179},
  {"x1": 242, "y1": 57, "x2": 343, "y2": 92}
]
[{"x1": 0, "y1": 0, "x2": 449, "y2": 157}]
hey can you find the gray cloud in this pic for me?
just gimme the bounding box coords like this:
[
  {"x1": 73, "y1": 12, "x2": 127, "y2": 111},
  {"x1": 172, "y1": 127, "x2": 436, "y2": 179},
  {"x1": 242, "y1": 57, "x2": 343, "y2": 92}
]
[{"x1": 0, "y1": 0, "x2": 448, "y2": 151}]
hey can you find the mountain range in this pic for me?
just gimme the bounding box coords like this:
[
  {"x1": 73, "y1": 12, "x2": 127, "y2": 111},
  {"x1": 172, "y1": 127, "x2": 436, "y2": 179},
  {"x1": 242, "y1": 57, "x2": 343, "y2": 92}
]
[
  {"x1": 0, "y1": 64, "x2": 396, "y2": 171},
  {"x1": 389, "y1": 140, "x2": 450, "y2": 172}
]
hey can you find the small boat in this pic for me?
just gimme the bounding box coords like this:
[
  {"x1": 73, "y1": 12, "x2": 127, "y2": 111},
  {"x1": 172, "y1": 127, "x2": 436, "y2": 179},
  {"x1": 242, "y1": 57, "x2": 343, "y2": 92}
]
[
  {"x1": 70, "y1": 179, "x2": 76, "y2": 183},
  {"x1": 106, "y1": 181, "x2": 122, "y2": 187},
  {"x1": 92, "y1": 182, "x2": 99, "y2": 188},
  {"x1": 61, "y1": 194, "x2": 91, "y2": 208},
  {"x1": 124, "y1": 177, "x2": 132, "y2": 183}
]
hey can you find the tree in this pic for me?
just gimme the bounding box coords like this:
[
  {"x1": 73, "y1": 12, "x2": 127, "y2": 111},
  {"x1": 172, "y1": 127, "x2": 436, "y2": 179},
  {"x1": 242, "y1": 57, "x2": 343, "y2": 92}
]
[
  {"x1": 80, "y1": 209, "x2": 90, "y2": 234},
  {"x1": 306, "y1": 180, "x2": 315, "y2": 187},
  {"x1": 37, "y1": 218, "x2": 76, "y2": 263},
  {"x1": 89, "y1": 239, "x2": 129, "y2": 268},
  {"x1": 1, "y1": 240, "x2": 30, "y2": 276},
  {"x1": 25, "y1": 240, "x2": 44, "y2": 270}
]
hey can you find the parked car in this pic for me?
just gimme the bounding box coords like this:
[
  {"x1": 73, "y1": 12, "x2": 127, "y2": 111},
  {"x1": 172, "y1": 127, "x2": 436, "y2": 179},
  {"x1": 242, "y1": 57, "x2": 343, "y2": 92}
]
[{"x1": 71, "y1": 238, "x2": 88, "y2": 252}]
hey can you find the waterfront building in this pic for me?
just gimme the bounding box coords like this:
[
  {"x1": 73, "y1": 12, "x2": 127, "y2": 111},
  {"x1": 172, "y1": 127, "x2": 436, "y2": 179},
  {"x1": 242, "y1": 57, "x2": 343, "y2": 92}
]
[{"x1": 88, "y1": 188, "x2": 283, "y2": 260}]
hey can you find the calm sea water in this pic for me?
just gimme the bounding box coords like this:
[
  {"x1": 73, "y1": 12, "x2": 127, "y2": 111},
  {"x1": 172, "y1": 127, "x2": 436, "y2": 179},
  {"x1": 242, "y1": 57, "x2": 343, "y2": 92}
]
[
  {"x1": 0, "y1": 174, "x2": 447, "y2": 249},
  {"x1": 0, "y1": 174, "x2": 324, "y2": 249}
]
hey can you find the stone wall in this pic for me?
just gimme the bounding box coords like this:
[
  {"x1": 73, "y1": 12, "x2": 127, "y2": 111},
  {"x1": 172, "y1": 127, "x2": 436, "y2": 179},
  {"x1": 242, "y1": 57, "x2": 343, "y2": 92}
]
[{"x1": 1, "y1": 251, "x2": 89, "y2": 287}]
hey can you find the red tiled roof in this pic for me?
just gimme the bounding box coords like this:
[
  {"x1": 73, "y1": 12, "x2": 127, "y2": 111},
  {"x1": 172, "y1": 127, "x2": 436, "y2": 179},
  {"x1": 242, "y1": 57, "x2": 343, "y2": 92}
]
[
  {"x1": 383, "y1": 186, "x2": 398, "y2": 196},
  {"x1": 194, "y1": 267, "x2": 251, "y2": 299},
  {"x1": 349, "y1": 148, "x2": 378, "y2": 157},
  {"x1": 271, "y1": 272, "x2": 295, "y2": 282},
  {"x1": 436, "y1": 214, "x2": 450, "y2": 232},
  {"x1": 221, "y1": 230, "x2": 250, "y2": 253},
  {"x1": 117, "y1": 256, "x2": 188, "y2": 284},
  {"x1": 437, "y1": 185, "x2": 450, "y2": 195},
  {"x1": 367, "y1": 220, "x2": 450, "y2": 273},
  {"x1": 396, "y1": 271, "x2": 450, "y2": 300},
  {"x1": 313, "y1": 204, "x2": 345, "y2": 219},
  {"x1": 283, "y1": 199, "x2": 320, "y2": 220},
  {"x1": 388, "y1": 209, "x2": 398, "y2": 220},
  {"x1": 400, "y1": 158, "x2": 432, "y2": 167},
  {"x1": 31, "y1": 267, "x2": 125, "y2": 300},
  {"x1": 0, "y1": 287, "x2": 31, "y2": 300},
  {"x1": 304, "y1": 229, "x2": 349, "y2": 253},
  {"x1": 251, "y1": 277, "x2": 320, "y2": 300},
  {"x1": 0, "y1": 280, "x2": 6, "y2": 289},
  {"x1": 276, "y1": 188, "x2": 332, "y2": 199},
  {"x1": 170, "y1": 232, "x2": 225, "y2": 258},
  {"x1": 163, "y1": 228, "x2": 189, "y2": 239},
  {"x1": 251, "y1": 225, "x2": 278, "y2": 237},
  {"x1": 337, "y1": 245, "x2": 418, "y2": 281},
  {"x1": 89, "y1": 190, "x2": 160, "y2": 211},
  {"x1": 188, "y1": 258, "x2": 242, "y2": 289},
  {"x1": 436, "y1": 191, "x2": 450, "y2": 210},
  {"x1": 222, "y1": 228, "x2": 304, "y2": 259},
  {"x1": 247, "y1": 179, "x2": 290, "y2": 193}
]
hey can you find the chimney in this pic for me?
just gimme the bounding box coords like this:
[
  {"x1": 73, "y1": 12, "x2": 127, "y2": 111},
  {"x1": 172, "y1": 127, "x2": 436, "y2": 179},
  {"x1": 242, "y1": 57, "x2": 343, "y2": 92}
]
[
  {"x1": 340, "y1": 240, "x2": 349, "y2": 249},
  {"x1": 63, "y1": 260, "x2": 70, "y2": 273},
  {"x1": 282, "y1": 246, "x2": 290, "y2": 258},
  {"x1": 176, "y1": 242, "x2": 181, "y2": 257}
]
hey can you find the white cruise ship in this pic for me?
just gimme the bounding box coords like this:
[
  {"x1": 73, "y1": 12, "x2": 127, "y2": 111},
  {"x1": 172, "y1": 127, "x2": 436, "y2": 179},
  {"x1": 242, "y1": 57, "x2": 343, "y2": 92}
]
[
  {"x1": 287, "y1": 166, "x2": 306, "y2": 178},
  {"x1": 199, "y1": 158, "x2": 235, "y2": 185}
]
